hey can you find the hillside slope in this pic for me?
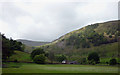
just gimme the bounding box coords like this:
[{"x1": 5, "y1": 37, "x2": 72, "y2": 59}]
[
  {"x1": 41, "y1": 20, "x2": 120, "y2": 59},
  {"x1": 7, "y1": 50, "x2": 32, "y2": 62}
]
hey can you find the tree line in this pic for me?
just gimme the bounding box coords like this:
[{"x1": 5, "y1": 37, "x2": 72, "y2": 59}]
[
  {"x1": 31, "y1": 48, "x2": 118, "y2": 65},
  {"x1": 1, "y1": 34, "x2": 24, "y2": 61},
  {"x1": 30, "y1": 48, "x2": 67, "y2": 64}
]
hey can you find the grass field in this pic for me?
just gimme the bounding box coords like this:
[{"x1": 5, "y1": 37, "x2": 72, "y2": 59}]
[
  {"x1": 7, "y1": 51, "x2": 32, "y2": 62},
  {"x1": 2, "y1": 63, "x2": 119, "y2": 73}
]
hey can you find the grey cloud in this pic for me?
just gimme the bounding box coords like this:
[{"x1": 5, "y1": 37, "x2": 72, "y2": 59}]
[{"x1": 0, "y1": 2, "x2": 118, "y2": 42}]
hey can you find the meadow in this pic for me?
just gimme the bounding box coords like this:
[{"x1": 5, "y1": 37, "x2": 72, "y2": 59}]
[
  {"x1": 2, "y1": 63, "x2": 119, "y2": 74},
  {"x1": 2, "y1": 50, "x2": 119, "y2": 75}
]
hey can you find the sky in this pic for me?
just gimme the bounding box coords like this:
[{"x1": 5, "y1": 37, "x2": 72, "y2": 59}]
[{"x1": 0, "y1": 0, "x2": 119, "y2": 42}]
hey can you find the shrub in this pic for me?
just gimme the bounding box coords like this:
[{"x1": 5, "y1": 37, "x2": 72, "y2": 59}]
[
  {"x1": 14, "y1": 59, "x2": 18, "y2": 62},
  {"x1": 88, "y1": 52, "x2": 100, "y2": 64},
  {"x1": 106, "y1": 62, "x2": 109, "y2": 64},
  {"x1": 78, "y1": 58, "x2": 87, "y2": 64},
  {"x1": 109, "y1": 58, "x2": 117, "y2": 65},
  {"x1": 48, "y1": 51, "x2": 55, "y2": 63},
  {"x1": 31, "y1": 48, "x2": 45, "y2": 59},
  {"x1": 33, "y1": 54, "x2": 46, "y2": 64},
  {"x1": 55, "y1": 54, "x2": 67, "y2": 63},
  {"x1": 91, "y1": 60, "x2": 96, "y2": 65},
  {"x1": 88, "y1": 59, "x2": 95, "y2": 65}
]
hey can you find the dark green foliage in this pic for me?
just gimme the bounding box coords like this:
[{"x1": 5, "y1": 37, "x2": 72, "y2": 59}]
[
  {"x1": 109, "y1": 58, "x2": 117, "y2": 65},
  {"x1": 2, "y1": 34, "x2": 24, "y2": 61},
  {"x1": 86, "y1": 23, "x2": 99, "y2": 30},
  {"x1": 14, "y1": 59, "x2": 18, "y2": 62},
  {"x1": 2, "y1": 35, "x2": 12, "y2": 60},
  {"x1": 78, "y1": 58, "x2": 87, "y2": 64},
  {"x1": 31, "y1": 48, "x2": 45, "y2": 59},
  {"x1": 66, "y1": 35, "x2": 90, "y2": 48},
  {"x1": 106, "y1": 62, "x2": 109, "y2": 64},
  {"x1": 55, "y1": 54, "x2": 67, "y2": 62},
  {"x1": 66, "y1": 28, "x2": 110, "y2": 49},
  {"x1": 87, "y1": 31, "x2": 108, "y2": 46},
  {"x1": 33, "y1": 54, "x2": 46, "y2": 64},
  {"x1": 10, "y1": 39, "x2": 24, "y2": 51},
  {"x1": 45, "y1": 51, "x2": 49, "y2": 57},
  {"x1": 66, "y1": 35, "x2": 77, "y2": 46},
  {"x1": 88, "y1": 59, "x2": 96, "y2": 65},
  {"x1": 81, "y1": 58, "x2": 87, "y2": 64},
  {"x1": 48, "y1": 51, "x2": 55, "y2": 63},
  {"x1": 74, "y1": 38, "x2": 81, "y2": 49},
  {"x1": 81, "y1": 39, "x2": 90, "y2": 48},
  {"x1": 88, "y1": 52, "x2": 100, "y2": 64},
  {"x1": 109, "y1": 35, "x2": 112, "y2": 38}
]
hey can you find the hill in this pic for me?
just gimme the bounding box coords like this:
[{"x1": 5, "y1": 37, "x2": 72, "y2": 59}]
[
  {"x1": 7, "y1": 50, "x2": 32, "y2": 62},
  {"x1": 17, "y1": 39, "x2": 50, "y2": 46},
  {"x1": 40, "y1": 20, "x2": 120, "y2": 61}
]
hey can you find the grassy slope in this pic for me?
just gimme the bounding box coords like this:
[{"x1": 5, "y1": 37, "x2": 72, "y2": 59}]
[
  {"x1": 41, "y1": 42, "x2": 119, "y2": 63},
  {"x1": 6, "y1": 42, "x2": 119, "y2": 63},
  {"x1": 44, "y1": 20, "x2": 119, "y2": 46},
  {"x1": 7, "y1": 51, "x2": 32, "y2": 62},
  {"x1": 2, "y1": 63, "x2": 118, "y2": 73},
  {"x1": 66, "y1": 42, "x2": 119, "y2": 63},
  {"x1": 38, "y1": 20, "x2": 119, "y2": 62}
]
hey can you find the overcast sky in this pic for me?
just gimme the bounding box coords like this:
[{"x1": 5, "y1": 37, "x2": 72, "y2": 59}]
[{"x1": 0, "y1": 0, "x2": 119, "y2": 42}]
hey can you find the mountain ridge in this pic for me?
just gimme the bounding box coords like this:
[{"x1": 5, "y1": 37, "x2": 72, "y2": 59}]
[{"x1": 17, "y1": 39, "x2": 50, "y2": 46}]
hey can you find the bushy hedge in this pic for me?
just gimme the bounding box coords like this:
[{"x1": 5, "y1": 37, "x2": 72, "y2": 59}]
[
  {"x1": 88, "y1": 52, "x2": 100, "y2": 64},
  {"x1": 31, "y1": 48, "x2": 45, "y2": 59},
  {"x1": 109, "y1": 58, "x2": 117, "y2": 65},
  {"x1": 33, "y1": 54, "x2": 46, "y2": 64}
]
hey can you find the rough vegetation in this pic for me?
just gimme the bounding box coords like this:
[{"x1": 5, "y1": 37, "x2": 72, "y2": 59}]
[
  {"x1": 33, "y1": 54, "x2": 46, "y2": 64},
  {"x1": 40, "y1": 20, "x2": 120, "y2": 63},
  {"x1": 2, "y1": 34, "x2": 25, "y2": 61}
]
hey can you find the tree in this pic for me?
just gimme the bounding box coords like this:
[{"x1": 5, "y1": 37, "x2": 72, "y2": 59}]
[
  {"x1": 45, "y1": 51, "x2": 49, "y2": 57},
  {"x1": 79, "y1": 58, "x2": 87, "y2": 64},
  {"x1": 109, "y1": 58, "x2": 117, "y2": 65},
  {"x1": 48, "y1": 51, "x2": 55, "y2": 63},
  {"x1": 10, "y1": 39, "x2": 24, "y2": 51},
  {"x1": 2, "y1": 34, "x2": 24, "y2": 61},
  {"x1": 31, "y1": 48, "x2": 45, "y2": 59},
  {"x1": 55, "y1": 54, "x2": 66, "y2": 63},
  {"x1": 2, "y1": 34, "x2": 12, "y2": 60},
  {"x1": 87, "y1": 52, "x2": 100, "y2": 64},
  {"x1": 33, "y1": 54, "x2": 46, "y2": 64}
]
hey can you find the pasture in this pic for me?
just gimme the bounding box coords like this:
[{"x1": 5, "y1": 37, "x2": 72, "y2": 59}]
[{"x1": 2, "y1": 63, "x2": 118, "y2": 73}]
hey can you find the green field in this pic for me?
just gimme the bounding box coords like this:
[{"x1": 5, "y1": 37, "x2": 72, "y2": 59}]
[
  {"x1": 2, "y1": 63, "x2": 118, "y2": 73},
  {"x1": 7, "y1": 51, "x2": 32, "y2": 62}
]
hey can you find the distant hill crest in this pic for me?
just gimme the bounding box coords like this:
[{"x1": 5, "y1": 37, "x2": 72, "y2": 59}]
[{"x1": 17, "y1": 39, "x2": 50, "y2": 46}]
